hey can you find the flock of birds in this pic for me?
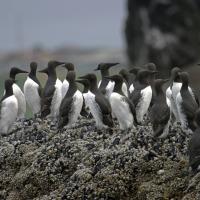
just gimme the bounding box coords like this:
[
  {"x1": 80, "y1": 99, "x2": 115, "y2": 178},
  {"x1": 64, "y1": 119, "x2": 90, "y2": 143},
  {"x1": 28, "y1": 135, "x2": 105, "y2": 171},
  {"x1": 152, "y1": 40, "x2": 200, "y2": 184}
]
[{"x1": 1, "y1": 60, "x2": 200, "y2": 172}]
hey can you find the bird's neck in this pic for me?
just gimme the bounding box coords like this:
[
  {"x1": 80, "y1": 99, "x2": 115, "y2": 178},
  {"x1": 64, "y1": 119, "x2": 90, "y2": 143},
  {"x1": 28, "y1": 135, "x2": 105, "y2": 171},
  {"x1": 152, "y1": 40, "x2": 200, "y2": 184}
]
[
  {"x1": 10, "y1": 74, "x2": 16, "y2": 81},
  {"x1": 101, "y1": 69, "x2": 109, "y2": 77},
  {"x1": 29, "y1": 69, "x2": 36, "y2": 77},
  {"x1": 181, "y1": 81, "x2": 188, "y2": 91},
  {"x1": 113, "y1": 82, "x2": 123, "y2": 95},
  {"x1": 68, "y1": 81, "x2": 77, "y2": 91},
  {"x1": 83, "y1": 86, "x2": 89, "y2": 93},
  {"x1": 90, "y1": 80, "x2": 98, "y2": 92}
]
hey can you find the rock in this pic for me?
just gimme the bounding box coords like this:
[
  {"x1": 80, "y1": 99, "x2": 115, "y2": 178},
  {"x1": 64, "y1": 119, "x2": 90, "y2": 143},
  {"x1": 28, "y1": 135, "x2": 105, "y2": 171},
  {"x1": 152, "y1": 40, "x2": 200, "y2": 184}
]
[
  {"x1": 0, "y1": 117, "x2": 199, "y2": 199},
  {"x1": 125, "y1": 0, "x2": 200, "y2": 77}
]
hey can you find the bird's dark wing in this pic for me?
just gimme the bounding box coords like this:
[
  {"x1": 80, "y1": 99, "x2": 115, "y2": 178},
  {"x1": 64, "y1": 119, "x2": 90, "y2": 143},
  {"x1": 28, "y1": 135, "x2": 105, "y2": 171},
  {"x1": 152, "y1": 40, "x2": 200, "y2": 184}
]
[
  {"x1": 150, "y1": 104, "x2": 170, "y2": 137},
  {"x1": 123, "y1": 96, "x2": 138, "y2": 124},
  {"x1": 189, "y1": 130, "x2": 200, "y2": 170},
  {"x1": 41, "y1": 85, "x2": 55, "y2": 118},
  {"x1": 182, "y1": 97, "x2": 198, "y2": 119},
  {"x1": 95, "y1": 94, "x2": 113, "y2": 127},
  {"x1": 130, "y1": 89, "x2": 141, "y2": 106},
  {"x1": 58, "y1": 96, "x2": 73, "y2": 128}
]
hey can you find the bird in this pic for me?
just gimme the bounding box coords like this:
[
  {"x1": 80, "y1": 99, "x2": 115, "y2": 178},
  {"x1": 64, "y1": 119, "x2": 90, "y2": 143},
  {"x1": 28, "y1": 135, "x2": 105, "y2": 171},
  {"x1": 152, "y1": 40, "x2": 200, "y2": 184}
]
[
  {"x1": 129, "y1": 67, "x2": 141, "y2": 94},
  {"x1": 61, "y1": 63, "x2": 75, "y2": 98},
  {"x1": 75, "y1": 79, "x2": 91, "y2": 118},
  {"x1": 189, "y1": 108, "x2": 200, "y2": 173},
  {"x1": 119, "y1": 69, "x2": 132, "y2": 97},
  {"x1": 176, "y1": 72, "x2": 199, "y2": 132},
  {"x1": 166, "y1": 67, "x2": 182, "y2": 122},
  {"x1": 130, "y1": 69, "x2": 158, "y2": 124},
  {"x1": 9, "y1": 67, "x2": 28, "y2": 120},
  {"x1": 105, "y1": 74, "x2": 137, "y2": 130},
  {"x1": 79, "y1": 73, "x2": 113, "y2": 129},
  {"x1": 58, "y1": 71, "x2": 83, "y2": 129},
  {"x1": 143, "y1": 63, "x2": 157, "y2": 106},
  {"x1": 24, "y1": 62, "x2": 42, "y2": 117},
  {"x1": 95, "y1": 63, "x2": 119, "y2": 98},
  {"x1": 39, "y1": 60, "x2": 65, "y2": 121},
  {"x1": 150, "y1": 79, "x2": 170, "y2": 138},
  {"x1": 0, "y1": 79, "x2": 18, "y2": 135}
]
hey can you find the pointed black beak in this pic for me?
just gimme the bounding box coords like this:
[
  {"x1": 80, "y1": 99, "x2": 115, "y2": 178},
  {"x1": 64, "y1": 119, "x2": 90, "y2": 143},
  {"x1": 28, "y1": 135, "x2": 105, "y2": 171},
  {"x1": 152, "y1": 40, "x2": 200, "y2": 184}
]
[
  {"x1": 78, "y1": 75, "x2": 87, "y2": 79},
  {"x1": 19, "y1": 69, "x2": 28, "y2": 73},
  {"x1": 94, "y1": 68, "x2": 99, "y2": 71},
  {"x1": 163, "y1": 79, "x2": 169, "y2": 83},
  {"x1": 151, "y1": 70, "x2": 158, "y2": 74},
  {"x1": 38, "y1": 68, "x2": 48, "y2": 73},
  {"x1": 107, "y1": 63, "x2": 119, "y2": 68},
  {"x1": 129, "y1": 67, "x2": 141, "y2": 75},
  {"x1": 104, "y1": 76, "x2": 112, "y2": 80}
]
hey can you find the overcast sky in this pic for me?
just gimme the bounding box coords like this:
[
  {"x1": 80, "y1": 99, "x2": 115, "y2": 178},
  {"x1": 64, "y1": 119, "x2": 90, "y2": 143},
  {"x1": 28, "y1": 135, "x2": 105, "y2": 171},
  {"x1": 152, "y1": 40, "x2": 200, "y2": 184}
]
[{"x1": 0, "y1": 0, "x2": 126, "y2": 52}]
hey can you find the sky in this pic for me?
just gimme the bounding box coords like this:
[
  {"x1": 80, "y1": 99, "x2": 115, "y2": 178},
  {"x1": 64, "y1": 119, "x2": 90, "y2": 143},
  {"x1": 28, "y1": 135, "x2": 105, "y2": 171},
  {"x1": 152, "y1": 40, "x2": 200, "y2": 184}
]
[{"x1": 0, "y1": 0, "x2": 126, "y2": 52}]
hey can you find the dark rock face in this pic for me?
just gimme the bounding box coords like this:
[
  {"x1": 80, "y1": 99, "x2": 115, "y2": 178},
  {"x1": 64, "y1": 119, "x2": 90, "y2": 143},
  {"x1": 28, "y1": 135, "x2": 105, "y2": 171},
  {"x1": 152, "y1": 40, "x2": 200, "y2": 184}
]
[
  {"x1": 125, "y1": 0, "x2": 200, "y2": 77},
  {"x1": 0, "y1": 117, "x2": 200, "y2": 199}
]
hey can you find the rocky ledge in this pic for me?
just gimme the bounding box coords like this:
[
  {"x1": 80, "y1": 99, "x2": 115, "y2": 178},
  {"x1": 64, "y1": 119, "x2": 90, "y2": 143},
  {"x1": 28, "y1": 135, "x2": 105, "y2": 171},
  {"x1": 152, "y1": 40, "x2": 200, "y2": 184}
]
[{"x1": 0, "y1": 117, "x2": 200, "y2": 200}]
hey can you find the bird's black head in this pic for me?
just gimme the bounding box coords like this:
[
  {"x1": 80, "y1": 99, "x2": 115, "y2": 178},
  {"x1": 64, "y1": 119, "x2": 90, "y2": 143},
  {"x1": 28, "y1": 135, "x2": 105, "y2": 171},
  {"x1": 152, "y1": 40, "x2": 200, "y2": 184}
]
[
  {"x1": 94, "y1": 63, "x2": 119, "y2": 71},
  {"x1": 179, "y1": 72, "x2": 189, "y2": 85},
  {"x1": 137, "y1": 69, "x2": 158, "y2": 84},
  {"x1": 30, "y1": 62, "x2": 37, "y2": 72},
  {"x1": 66, "y1": 71, "x2": 76, "y2": 82},
  {"x1": 48, "y1": 60, "x2": 65, "y2": 69},
  {"x1": 4, "y1": 79, "x2": 14, "y2": 94},
  {"x1": 79, "y1": 73, "x2": 97, "y2": 83},
  {"x1": 119, "y1": 69, "x2": 129, "y2": 78},
  {"x1": 63, "y1": 63, "x2": 75, "y2": 71},
  {"x1": 39, "y1": 60, "x2": 65, "y2": 75},
  {"x1": 143, "y1": 62, "x2": 157, "y2": 71},
  {"x1": 129, "y1": 67, "x2": 141, "y2": 75},
  {"x1": 75, "y1": 79, "x2": 90, "y2": 87},
  {"x1": 10, "y1": 67, "x2": 28, "y2": 80},
  {"x1": 105, "y1": 74, "x2": 123, "y2": 84},
  {"x1": 171, "y1": 67, "x2": 181, "y2": 79},
  {"x1": 154, "y1": 79, "x2": 169, "y2": 92}
]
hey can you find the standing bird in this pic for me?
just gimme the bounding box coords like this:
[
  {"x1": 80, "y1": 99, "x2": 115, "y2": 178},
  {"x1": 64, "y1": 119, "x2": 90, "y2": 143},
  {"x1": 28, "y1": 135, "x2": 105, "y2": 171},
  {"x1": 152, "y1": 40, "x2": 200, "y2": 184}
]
[
  {"x1": 58, "y1": 71, "x2": 83, "y2": 129},
  {"x1": 95, "y1": 63, "x2": 119, "y2": 98},
  {"x1": 130, "y1": 69, "x2": 158, "y2": 124},
  {"x1": 176, "y1": 72, "x2": 199, "y2": 132},
  {"x1": 75, "y1": 79, "x2": 91, "y2": 118},
  {"x1": 61, "y1": 63, "x2": 75, "y2": 98},
  {"x1": 39, "y1": 61, "x2": 64, "y2": 120},
  {"x1": 9, "y1": 67, "x2": 28, "y2": 119},
  {"x1": 150, "y1": 79, "x2": 170, "y2": 138},
  {"x1": 0, "y1": 80, "x2": 18, "y2": 135},
  {"x1": 79, "y1": 73, "x2": 113, "y2": 129},
  {"x1": 189, "y1": 109, "x2": 200, "y2": 173},
  {"x1": 166, "y1": 67, "x2": 182, "y2": 122},
  {"x1": 144, "y1": 63, "x2": 157, "y2": 106},
  {"x1": 119, "y1": 69, "x2": 132, "y2": 97},
  {"x1": 129, "y1": 67, "x2": 141, "y2": 94},
  {"x1": 24, "y1": 62, "x2": 42, "y2": 117},
  {"x1": 105, "y1": 75, "x2": 137, "y2": 130}
]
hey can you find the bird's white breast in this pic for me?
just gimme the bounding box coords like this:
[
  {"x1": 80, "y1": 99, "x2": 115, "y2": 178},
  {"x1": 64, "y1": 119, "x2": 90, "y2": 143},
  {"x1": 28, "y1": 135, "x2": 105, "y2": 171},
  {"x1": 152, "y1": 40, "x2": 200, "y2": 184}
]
[
  {"x1": 68, "y1": 90, "x2": 83, "y2": 126},
  {"x1": 24, "y1": 77, "x2": 41, "y2": 115},
  {"x1": 122, "y1": 82, "x2": 128, "y2": 97},
  {"x1": 110, "y1": 92, "x2": 133, "y2": 130},
  {"x1": 50, "y1": 79, "x2": 62, "y2": 119},
  {"x1": 129, "y1": 84, "x2": 134, "y2": 94},
  {"x1": 136, "y1": 86, "x2": 152, "y2": 123},
  {"x1": 0, "y1": 95, "x2": 18, "y2": 134},
  {"x1": 13, "y1": 83, "x2": 26, "y2": 119},
  {"x1": 61, "y1": 79, "x2": 69, "y2": 99},
  {"x1": 86, "y1": 91, "x2": 105, "y2": 128}
]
